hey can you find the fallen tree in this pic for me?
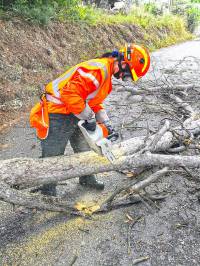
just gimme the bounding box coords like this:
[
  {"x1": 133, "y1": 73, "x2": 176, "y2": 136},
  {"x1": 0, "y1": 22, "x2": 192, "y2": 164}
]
[
  {"x1": 1, "y1": 139, "x2": 200, "y2": 189},
  {"x1": 0, "y1": 56, "x2": 200, "y2": 214},
  {"x1": 0, "y1": 117, "x2": 200, "y2": 213}
]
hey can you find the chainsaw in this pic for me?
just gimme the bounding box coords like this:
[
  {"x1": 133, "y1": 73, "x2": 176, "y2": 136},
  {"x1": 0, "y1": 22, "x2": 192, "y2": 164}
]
[{"x1": 78, "y1": 120, "x2": 116, "y2": 163}]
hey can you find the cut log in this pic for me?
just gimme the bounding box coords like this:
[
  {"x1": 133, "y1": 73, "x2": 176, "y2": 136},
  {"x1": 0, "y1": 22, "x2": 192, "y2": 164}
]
[
  {"x1": 1, "y1": 151, "x2": 200, "y2": 190},
  {"x1": 1, "y1": 115, "x2": 200, "y2": 189}
]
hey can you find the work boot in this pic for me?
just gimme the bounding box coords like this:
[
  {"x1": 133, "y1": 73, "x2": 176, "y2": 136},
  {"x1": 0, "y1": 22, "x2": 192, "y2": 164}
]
[
  {"x1": 79, "y1": 175, "x2": 104, "y2": 190},
  {"x1": 31, "y1": 183, "x2": 57, "y2": 197}
]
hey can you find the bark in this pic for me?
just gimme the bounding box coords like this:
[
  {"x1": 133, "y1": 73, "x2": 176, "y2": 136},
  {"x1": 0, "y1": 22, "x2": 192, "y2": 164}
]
[
  {"x1": 0, "y1": 181, "x2": 75, "y2": 212},
  {"x1": 116, "y1": 84, "x2": 200, "y2": 95},
  {"x1": 1, "y1": 152, "x2": 200, "y2": 190},
  {"x1": 170, "y1": 94, "x2": 195, "y2": 116},
  {"x1": 102, "y1": 167, "x2": 169, "y2": 206},
  {"x1": 144, "y1": 120, "x2": 170, "y2": 152},
  {"x1": 1, "y1": 116, "x2": 200, "y2": 190},
  {"x1": 0, "y1": 167, "x2": 172, "y2": 213}
]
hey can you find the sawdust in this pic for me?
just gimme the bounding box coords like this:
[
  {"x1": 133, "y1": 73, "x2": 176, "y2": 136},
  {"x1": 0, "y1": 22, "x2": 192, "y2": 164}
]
[
  {"x1": 74, "y1": 202, "x2": 100, "y2": 215},
  {"x1": 2, "y1": 211, "x2": 116, "y2": 266},
  {"x1": 3, "y1": 217, "x2": 84, "y2": 265}
]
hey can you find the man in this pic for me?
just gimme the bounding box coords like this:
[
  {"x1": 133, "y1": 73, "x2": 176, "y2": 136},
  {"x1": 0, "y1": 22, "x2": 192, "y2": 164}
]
[{"x1": 30, "y1": 43, "x2": 150, "y2": 196}]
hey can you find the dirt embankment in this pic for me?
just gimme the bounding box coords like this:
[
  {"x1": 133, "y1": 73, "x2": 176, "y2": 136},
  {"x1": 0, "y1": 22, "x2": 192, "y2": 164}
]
[{"x1": 0, "y1": 17, "x2": 191, "y2": 131}]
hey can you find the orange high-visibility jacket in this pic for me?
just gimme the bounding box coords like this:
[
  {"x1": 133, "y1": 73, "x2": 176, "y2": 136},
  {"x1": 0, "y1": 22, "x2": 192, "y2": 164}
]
[{"x1": 30, "y1": 58, "x2": 115, "y2": 139}]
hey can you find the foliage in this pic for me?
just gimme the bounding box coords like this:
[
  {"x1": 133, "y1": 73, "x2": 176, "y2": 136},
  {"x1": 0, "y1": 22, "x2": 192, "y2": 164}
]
[
  {"x1": 171, "y1": 0, "x2": 190, "y2": 16},
  {"x1": 0, "y1": 0, "x2": 196, "y2": 45},
  {"x1": 171, "y1": 0, "x2": 200, "y2": 32},
  {"x1": 58, "y1": 5, "x2": 101, "y2": 24},
  {"x1": 11, "y1": 1, "x2": 56, "y2": 24},
  {"x1": 187, "y1": 6, "x2": 200, "y2": 31},
  {"x1": 0, "y1": 0, "x2": 81, "y2": 25},
  {"x1": 144, "y1": 3, "x2": 163, "y2": 16}
]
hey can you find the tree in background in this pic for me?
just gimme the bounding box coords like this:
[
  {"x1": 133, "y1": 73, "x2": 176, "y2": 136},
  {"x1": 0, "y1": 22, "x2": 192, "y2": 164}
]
[
  {"x1": 170, "y1": 0, "x2": 200, "y2": 31},
  {"x1": 0, "y1": 0, "x2": 81, "y2": 24}
]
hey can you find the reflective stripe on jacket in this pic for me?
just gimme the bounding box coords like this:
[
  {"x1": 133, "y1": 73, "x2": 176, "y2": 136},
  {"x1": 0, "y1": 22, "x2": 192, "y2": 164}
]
[{"x1": 45, "y1": 58, "x2": 114, "y2": 119}]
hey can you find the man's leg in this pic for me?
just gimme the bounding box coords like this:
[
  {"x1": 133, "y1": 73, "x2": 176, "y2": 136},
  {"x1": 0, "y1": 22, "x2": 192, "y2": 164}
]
[
  {"x1": 69, "y1": 116, "x2": 104, "y2": 190},
  {"x1": 39, "y1": 113, "x2": 74, "y2": 196}
]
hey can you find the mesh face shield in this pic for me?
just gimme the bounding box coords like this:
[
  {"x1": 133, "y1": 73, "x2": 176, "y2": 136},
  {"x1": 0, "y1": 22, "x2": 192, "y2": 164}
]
[
  {"x1": 113, "y1": 61, "x2": 133, "y2": 81},
  {"x1": 121, "y1": 64, "x2": 132, "y2": 81}
]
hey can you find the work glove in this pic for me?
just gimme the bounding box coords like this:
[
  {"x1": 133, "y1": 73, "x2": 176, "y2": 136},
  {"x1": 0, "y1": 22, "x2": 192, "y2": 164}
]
[
  {"x1": 103, "y1": 121, "x2": 119, "y2": 141},
  {"x1": 82, "y1": 118, "x2": 97, "y2": 132}
]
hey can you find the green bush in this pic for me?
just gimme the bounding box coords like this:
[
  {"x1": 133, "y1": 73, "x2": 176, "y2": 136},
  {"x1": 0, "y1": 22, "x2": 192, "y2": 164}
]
[
  {"x1": 58, "y1": 5, "x2": 103, "y2": 24},
  {"x1": 187, "y1": 6, "x2": 200, "y2": 32},
  {"x1": 144, "y1": 3, "x2": 163, "y2": 16},
  {"x1": 11, "y1": 1, "x2": 56, "y2": 24},
  {"x1": 171, "y1": 0, "x2": 200, "y2": 32},
  {"x1": 1, "y1": 0, "x2": 81, "y2": 24}
]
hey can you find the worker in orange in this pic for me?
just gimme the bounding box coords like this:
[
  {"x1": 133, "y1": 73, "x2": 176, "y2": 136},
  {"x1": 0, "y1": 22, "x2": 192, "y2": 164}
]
[{"x1": 30, "y1": 43, "x2": 151, "y2": 196}]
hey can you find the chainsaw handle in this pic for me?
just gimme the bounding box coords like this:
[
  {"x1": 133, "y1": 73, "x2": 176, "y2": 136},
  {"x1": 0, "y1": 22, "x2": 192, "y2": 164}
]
[{"x1": 82, "y1": 119, "x2": 96, "y2": 131}]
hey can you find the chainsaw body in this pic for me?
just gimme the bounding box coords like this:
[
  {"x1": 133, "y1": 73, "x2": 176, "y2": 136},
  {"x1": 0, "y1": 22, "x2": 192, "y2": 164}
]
[{"x1": 78, "y1": 120, "x2": 115, "y2": 163}]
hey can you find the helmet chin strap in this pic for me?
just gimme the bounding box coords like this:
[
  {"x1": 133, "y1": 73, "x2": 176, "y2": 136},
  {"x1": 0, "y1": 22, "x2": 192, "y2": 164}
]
[
  {"x1": 122, "y1": 64, "x2": 132, "y2": 78},
  {"x1": 113, "y1": 71, "x2": 121, "y2": 79},
  {"x1": 114, "y1": 56, "x2": 133, "y2": 80}
]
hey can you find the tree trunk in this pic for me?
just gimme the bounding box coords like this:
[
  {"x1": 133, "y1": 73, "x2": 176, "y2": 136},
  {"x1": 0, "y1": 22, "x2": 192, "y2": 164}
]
[{"x1": 1, "y1": 149, "x2": 200, "y2": 190}]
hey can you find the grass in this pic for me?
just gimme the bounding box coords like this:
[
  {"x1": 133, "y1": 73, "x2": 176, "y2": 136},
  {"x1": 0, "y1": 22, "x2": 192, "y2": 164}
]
[
  {"x1": 82, "y1": 6, "x2": 193, "y2": 50},
  {"x1": 58, "y1": 5, "x2": 193, "y2": 47}
]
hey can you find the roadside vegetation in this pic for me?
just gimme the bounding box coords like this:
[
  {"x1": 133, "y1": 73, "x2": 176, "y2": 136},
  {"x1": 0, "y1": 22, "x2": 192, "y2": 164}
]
[
  {"x1": 1, "y1": 0, "x2": 200, "y2": 50},
  {"x1": 1, "y1": 0, "x2": 200, "y2": 28}
]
